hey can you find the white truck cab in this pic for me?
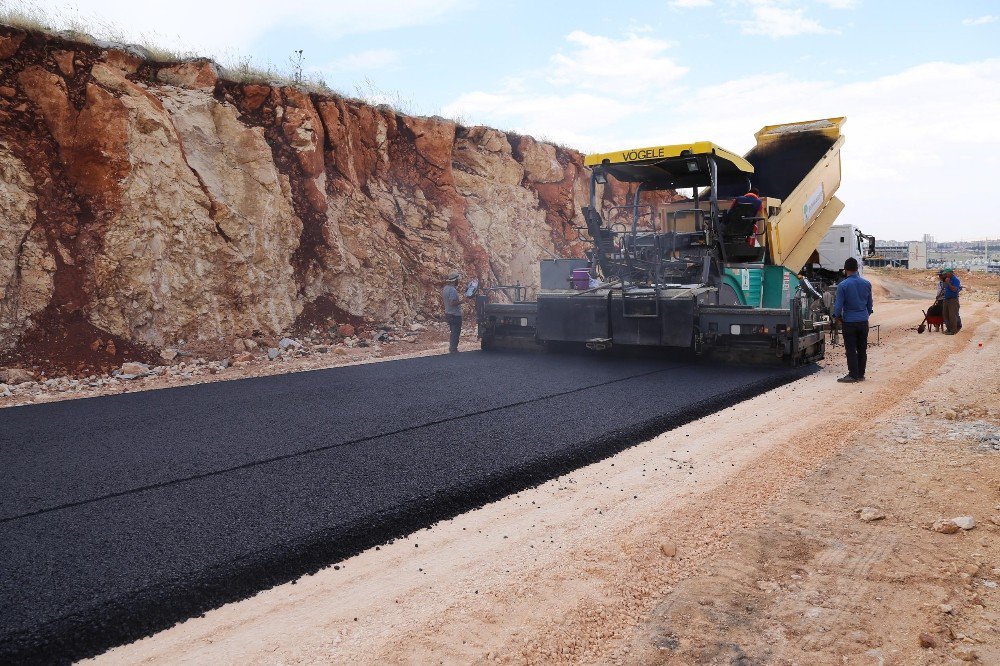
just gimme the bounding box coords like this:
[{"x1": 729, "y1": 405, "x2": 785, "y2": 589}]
[{"x1": 816, "y1": 224, "x2": 870, "y2": 273}]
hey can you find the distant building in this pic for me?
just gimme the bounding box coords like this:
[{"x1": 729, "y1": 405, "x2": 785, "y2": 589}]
[{"x1": 867, "y1": 241, "x2": 927, "y2": 269}]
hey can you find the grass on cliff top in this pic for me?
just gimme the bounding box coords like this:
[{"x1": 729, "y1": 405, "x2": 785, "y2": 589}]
[
  {"x1": 0, "y1": 1, "x2": 340, "y2": 95},
  {"x1": 0, "y1": 1, "x2": 540, "y2": 133},
  {"x1": 0, "y1": 1, "x2": 197, "y2": 62},
  {"x1": 0, "y1": 7, "x2": 421, "y2": 116}
]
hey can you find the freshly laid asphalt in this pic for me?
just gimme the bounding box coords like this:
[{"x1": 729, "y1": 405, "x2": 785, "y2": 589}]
[{"x1": 0, "y1": 350, "x2": 809, "y2": 663}]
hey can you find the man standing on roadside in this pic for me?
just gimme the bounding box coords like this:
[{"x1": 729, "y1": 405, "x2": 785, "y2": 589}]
[
  {"x1": 940, "y1": 267, "x2": 962, "y2": 334},
  {"x1": 442, "y1": 271, "x2": 463, "y2": 353},
  {"x1": 833, "y1": 257, "x2": 873, "y2": 383}
]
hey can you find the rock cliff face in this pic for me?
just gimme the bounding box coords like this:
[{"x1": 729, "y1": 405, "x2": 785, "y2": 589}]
[{"x1": 0, "y1": 26, "x2": 662, "y2": 372}]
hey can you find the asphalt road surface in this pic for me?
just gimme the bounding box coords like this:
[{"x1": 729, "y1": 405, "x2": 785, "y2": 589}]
[{"x1": 0, "y1": 350, "x2": 809, "y2": 663}]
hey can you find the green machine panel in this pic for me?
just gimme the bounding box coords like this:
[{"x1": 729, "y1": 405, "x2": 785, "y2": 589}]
[
  {"x1": 761, "y1": 265, "x2": 800, "y2": 308},
  {"x1": 723, "y1": 267, "x2": 763, "y2": 307}
]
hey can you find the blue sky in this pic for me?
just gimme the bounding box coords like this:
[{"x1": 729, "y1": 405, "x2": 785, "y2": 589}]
[{"x1": 13, "y1": 0, "x2": 1000, "y2": 241}]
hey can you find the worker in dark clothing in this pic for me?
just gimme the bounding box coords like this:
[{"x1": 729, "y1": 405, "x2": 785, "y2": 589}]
[
  {"x1": 940, "y1": 268, "x2": 962, "y2": 334},
  {"x1": 442, "y1": 271, "x2": 463, "y2": 353},
  {"x1": 728, "y1": 186, "x2": 764, "y2": 247},
  {"x1": 833, "y1": 257, "x2": 873, "y2": 383},
  {"x1": 730, "y1": 186, "x2": 763, "y2": 211}
]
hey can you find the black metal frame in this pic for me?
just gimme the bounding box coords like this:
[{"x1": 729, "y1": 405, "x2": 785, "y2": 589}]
[
  {"x1": 586, "y1": 155, "x2": 725, "y2": 296},
  {"x1": 482, "y1": 284, "x2": 527, "y2": 303}
]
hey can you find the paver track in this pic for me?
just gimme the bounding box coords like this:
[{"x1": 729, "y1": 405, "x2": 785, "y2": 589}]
[{"x1": 0, "y1": 351, "x2": 808, "y2": 663}]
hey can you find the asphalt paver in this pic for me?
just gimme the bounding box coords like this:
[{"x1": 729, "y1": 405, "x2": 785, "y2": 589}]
[{"x1": 0, "y1": 350, "x2": 808, "y2": 663}]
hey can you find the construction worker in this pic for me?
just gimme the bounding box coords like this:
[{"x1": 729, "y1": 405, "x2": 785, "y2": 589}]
[
  {"x1": 442, "y1": 271, "x2": 463, "y2": 353},
  {"x1": 940, "y1": 267, "x2": 962, "y2": 334},
  {"x1": 833, "y1": 257, "x2": 873, "y2": 383},
  {"x1": 728, "y1": 186, "x2": 764, "y2": 246}
]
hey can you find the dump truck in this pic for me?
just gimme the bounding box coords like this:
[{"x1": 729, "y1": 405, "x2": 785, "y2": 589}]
[{"x1": 475, "y1": 118, "x2": 847, "y2": 365}]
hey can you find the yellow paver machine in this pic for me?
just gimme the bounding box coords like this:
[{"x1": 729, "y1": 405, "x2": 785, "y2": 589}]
[{"x1": 475, "y1": 118, "x2": 847, "y2": 365}]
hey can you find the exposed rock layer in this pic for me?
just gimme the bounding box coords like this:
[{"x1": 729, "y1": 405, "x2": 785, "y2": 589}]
[{"x1": 0, "y1": 27, "x2": 662, "y2": 372}]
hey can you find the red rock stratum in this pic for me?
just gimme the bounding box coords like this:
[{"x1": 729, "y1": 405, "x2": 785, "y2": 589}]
[{"x1": 0, "y1": 26, "x2": 660, "y2": 373}]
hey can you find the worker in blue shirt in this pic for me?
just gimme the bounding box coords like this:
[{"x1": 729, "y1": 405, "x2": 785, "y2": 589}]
[
  {"x1": 940, "y1": 268, "x2": 962, "y2": 334},
  {"x1": 833, "y1": 257, "x2": 873, "y2": 383}
]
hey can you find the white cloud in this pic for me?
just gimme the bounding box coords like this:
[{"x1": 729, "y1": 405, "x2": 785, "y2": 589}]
[
  {"x1": 443, "y1": 31, "x2": 687, "y2": 144},
  {"x1": 547, "y1": 31, "x2": 687, "y2": 94},
  {"x1": 817, "y1": 0, "x2": 859, "y2": 8},
  {"x1": 444, "y1": 90, "x2": 643, "y2": 147},
  {"x1": 737, "y1": 1, "x2": 837, "y2": 38},
  {"x1": 668, "y1": 0, "x2": 714, "y2": 8},
  {"x1": 963, "y1": 15, "x2": 998, "y2": 26},
  {"x1": 6, "y1": 0, "x2": 468, "y2": 57},
  {"x1": 320, "y1": 49, "x2": 400, "y2": 73}
]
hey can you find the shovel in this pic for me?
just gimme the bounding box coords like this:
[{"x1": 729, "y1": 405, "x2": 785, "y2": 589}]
[{"x1": 917, "y1": 310, "x2": 928, "y2": 334}]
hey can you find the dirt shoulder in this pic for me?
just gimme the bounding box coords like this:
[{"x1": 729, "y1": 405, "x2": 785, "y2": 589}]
[
  {"x1": 90, "y1": 281, "x2": 999, "y2": 664},
  {"x1": 622, "y1": 301, "x2": 1000, "y2": 665}
]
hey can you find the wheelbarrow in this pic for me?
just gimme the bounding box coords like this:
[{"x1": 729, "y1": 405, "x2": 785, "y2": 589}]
[{"x1": 918, "y1": 300, "x2": 944, "y2": 334}]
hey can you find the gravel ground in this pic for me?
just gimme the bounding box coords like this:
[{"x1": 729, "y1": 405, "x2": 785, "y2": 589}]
[
  {"x1": 0, "y1": 350, "x2": 805, "y2": 663},
  {"x1": 0, "y1": 322, "x2": 471, "y2": 410},
  {"x1": 624, "y1": 300, "x2": 1000, "y2": 665}
]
